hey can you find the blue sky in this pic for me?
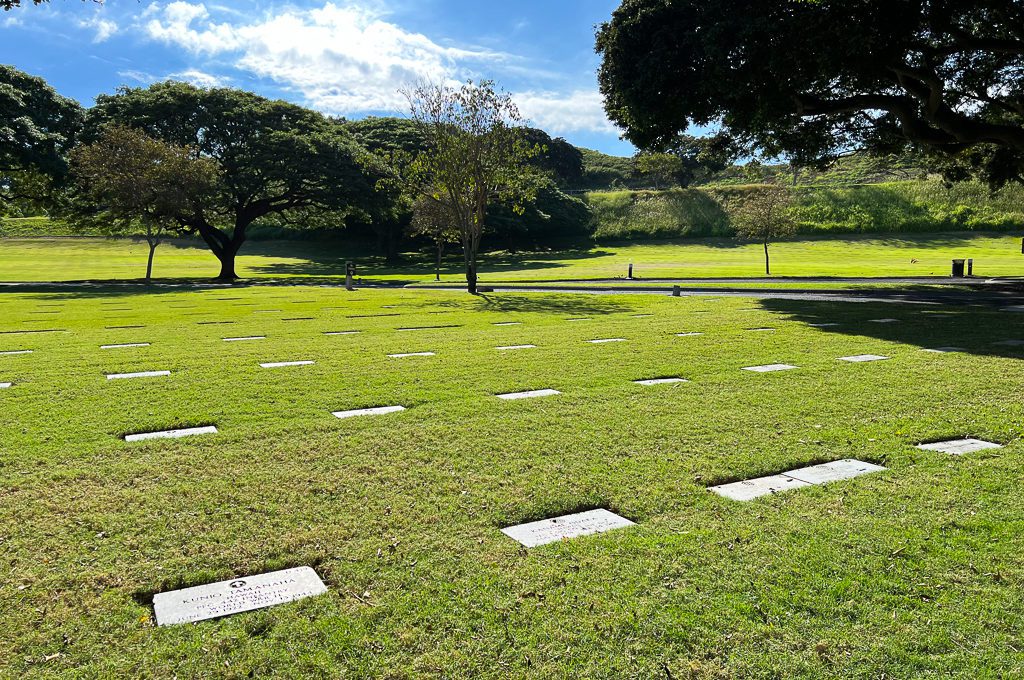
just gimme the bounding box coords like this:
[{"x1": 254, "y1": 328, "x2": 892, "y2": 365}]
[{"x1": 0, "y1": 0, "x2": 636, "y2": 155}]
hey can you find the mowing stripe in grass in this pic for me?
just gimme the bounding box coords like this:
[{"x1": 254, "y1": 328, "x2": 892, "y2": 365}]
[
  {"x1": 124, "y1": 425, "x2": 217, "y2": 442},
  {"x1": 331, "y1": 405, "x2": 406, "y2": 419}
]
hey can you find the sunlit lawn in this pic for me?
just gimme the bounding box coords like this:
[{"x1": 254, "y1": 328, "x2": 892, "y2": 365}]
[
  {"x1": 1, "y1": 285, "x2": 1022, "y2": 677},
  {"x1": 1, "y1": 232, "x2": 1022, "y2": 283}
]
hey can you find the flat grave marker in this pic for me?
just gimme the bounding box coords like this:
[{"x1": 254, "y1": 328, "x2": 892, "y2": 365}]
[
  {"x1": 153, "y1": 566, "x2": 328, "y2": 626},
  {"x1": 101, "y1": 343, "x2": 150, "y2": 349},
  {"x1": 742, "y1": 364, "x2": 797, "y2": 373},
  {"x1": 348, "y1": 313, "x2": 401, "y2": 319},
  {"x1": 253, "y1": 310, "x2": 283, "y2": 313},
  {"x1": 587, "y1": 338, "x2": 626, "y2": 344},
  {"x1": 0, "y1": 350, "x2": 32, "y2": 356},
  {"x1": 106, "y1": 370, "x2": 171, "y2": 380},
  {"x1": 223, "y1": 336, "x2": 266, "y2": 342},
  {"x1": 282, "y1": 317, "x2": 314, "y2": 321},
  {"x1": 566, "y1": 318, "x2": 591, "y2": 322},
  {"x1": 197, "y1": 321, "x2": 235, "y2": 325},
  {"x1": 676, "y1": 332, "x2": 704, "y2": 337},
  {"x1": 0, "y1": 329, "x2": 66, "y2": 335},
  {"x1": 260, "y1": 360, "x2": 314, "y2": 368},
  {"x1": 993, "y1": 339, "x2": 1024, "y2": 347},
  {"x1": 710, "y1": 475, "x2": 812, "y2": 502},
  {"x1": 634, "y1": 377, "x2": 688, "y2": 386},
  {"x1": 838, "y1": 354, "x2": 890, "y2": 362},
  {"x1": 784, "y1": 459, "x2": 887, "y2": 485},
  {"x1": 0, "y1": 382, "x2": 11, "y2": 389},
  {"x1": 746, "y1": 327, "x2": 775, "y2": 332},
  {"x1": 869, "y1": 318, "x2": 899, "y2": 323},
  {"x1": 923, "y1": 346, "x2": 966, "y2": 353},
  {"x1": 397, "y1": 325, "x2": 461, "y2": 331},
  {"x1": 916, "y1": 438, "x2": 1003, "y2": 455},
  {"x1": 494, "y1": 322, "x2": 522, "y2": 326},
  {"x1": 125, "y1": 425, "x2": 217, "y2": 442},
  {"x1": 496, "y1": 344, "x2": 537, "y2": 351},
  {"x1": 496, "y1": 388, "x2": 560, "y2": 400},
  {"x1": 332, "y1": 405, "x2": 406, "y2": 419},
  {"x1": 106, "y1": 325, "x2": 144, "y2": 330},
  {"x1": 501, "y1": 509, "x2": 635, "y2": 548},
  {"x1": 388, "y1": 352, "x2": 436, "y2": 358},
  {"x1": 809, "y1": 323, "x2": 840, "y2": 328},
  {"x1": 711, "y1": 458, "x2": 885, "y2": 501},
  {"x1": 1001, "y1": 305, "x2": 1024, "y2": 313},
  {"x1": 324, "y1": 331, "x2": 361, "y2": 336}
]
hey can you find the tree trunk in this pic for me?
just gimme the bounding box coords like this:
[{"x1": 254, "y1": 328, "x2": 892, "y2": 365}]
[
  {"x1": 764, "y1": 239, "x2": 771, "y2": 276},
  {"x1": 466, "y1": 258, "x2": 478, "y2": 294},
  {"x1": 145, "y1": 241, "x2": 157, "y2": 282}
]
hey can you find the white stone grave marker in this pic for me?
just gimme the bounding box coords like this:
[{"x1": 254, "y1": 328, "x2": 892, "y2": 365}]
[
  {"x1": 676, "y1": 332, "x2": 704, "y2": 337},
  {"x1": 916, "y1": 438, "x2": 1002, "y2": 455},
  {"x1": 260, "y1": 361, "x2": 314, "y2": 368},
  {"x1": 101, "y1": 343, "x2": 150, "y2": 349},
  {"x1": 709, "y1": 475, "x2": 811, "y2": 501},
  {"x1": 332, "y1": 405, "x2": 406, "y2": 419},
  {"x1": 742, "y1": 364, "x2": 797, "y2": 372},
  {"x1": 838, "y1": 354, "x2": 890, "y2": 362},
  {"x1": 587, "y1": 338, "x2": 626, "y2": 344},
  {"x1": 106, "y1": 370, "x2": 171, "y2": 380},
  {"x1": 388, "y1": 352, "x2": 435, "y2": 358},
  {"x1": 0, "y1": 350, "x2": 32, "y2": 356},
  {"x1": 496, "y1": 389, "x2": 560, "y2": 400},
  {"x1": 784, "y1": 459, "x2": 887, "y2": 485},
  {"x1": 125, "y1": 425, "x2": 217, "y2": 442},
  {"x1": 922, "y1": 347, "x2": 965, "y2": 353},
  {"x1": 153, "y1": 566, "x2": 328, "y2": 626},
  {"x1": 634, "y1": 377, "x2": 688, "y2": 386},
  {"x1": 224, "y1": 336, "x2": 266, "y2": 342},
  {"x1": 496, "y1": 345, "x2": 536, "y2": 351},
  {"x1": 501, "y1": 509, "x2": 635, "y2": 547},
  {"x1": 869, "y1": 318, "x2": 899, "y2": 323}
]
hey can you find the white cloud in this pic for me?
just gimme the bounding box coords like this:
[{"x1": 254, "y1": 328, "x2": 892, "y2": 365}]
[
  {"x1": 79, "y1": 14, "x2": 118, "y2": 43},
  {"x1": 140, "y1": 1, "x2": 505, "y2": 112},
  {"x1": 516, "y1": 89, "x2": 620, "y2": 135},
  {"x1": 117, "y1": 69, "x2": 157, "y2": 84},
  {"x1": 136, "y1": 1, "x2": 616, "y2": 135},
  {"x1": 169, "y1": 68, "x2": 231, "y2": 87}
]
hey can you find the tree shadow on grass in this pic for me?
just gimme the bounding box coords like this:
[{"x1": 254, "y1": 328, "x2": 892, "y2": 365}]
[
  {"x1": 758, "y1": 297, "x2": 1024, "y2": 360},
  {"x1": 416, "y1": 292, "x2": 634, "y2": 317},
  {"x1": 246, "y1": 247, "x2": 614, "y2": 278}
]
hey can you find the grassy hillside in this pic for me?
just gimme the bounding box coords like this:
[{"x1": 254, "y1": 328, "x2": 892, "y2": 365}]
[{"x1": 588, "y1": 180, "x2": 1024, "y2": 241}]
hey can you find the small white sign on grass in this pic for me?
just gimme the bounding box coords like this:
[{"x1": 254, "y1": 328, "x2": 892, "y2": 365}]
[
  {"x1": 153, "y1": 566, "x2": 328, "y2": 626},
  {"x1": 916, "y1": 438, "x2": 1002, "y2": 455},
  {"x1": 501, "y1": 509, "x2": 635, "y2": 547}
]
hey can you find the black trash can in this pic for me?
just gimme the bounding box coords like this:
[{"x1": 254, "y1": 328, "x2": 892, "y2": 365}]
[{"x1": 951, "y1": 259, "x2": 966, "y2": 277}]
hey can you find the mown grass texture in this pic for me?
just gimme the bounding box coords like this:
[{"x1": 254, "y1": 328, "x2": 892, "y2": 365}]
[{"x1": 1, "y1": 286, "x2": 1023, "y2": 677}]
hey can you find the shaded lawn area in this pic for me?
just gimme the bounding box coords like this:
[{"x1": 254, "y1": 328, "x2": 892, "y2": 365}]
[
  {"x1": 1, "y1": 232, "x2": 1023, "y2": 283},
  {"x1": 0, "y1": 287, "x2": 1023, "y2": 677}
]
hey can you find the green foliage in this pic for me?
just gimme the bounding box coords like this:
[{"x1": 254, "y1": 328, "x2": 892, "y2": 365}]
[
  {"x1": 588, "y1": 180, "x2": 1024, "y2": 242},
  {"x1": 0, "y1": 65, "x2": 83, "y2": 211},
  {"x1": 87, "y1": 81, "x2": 383, "y2": 279},
  {"x1": 596, "y1": 0, "x2": 1024, "y2": 186},
  {"x1": 573, "y1": 147, "x2": 643, "y2": 190},
  {"x1": 634, "y1": 152, "x2": 683, "y2": 189}
]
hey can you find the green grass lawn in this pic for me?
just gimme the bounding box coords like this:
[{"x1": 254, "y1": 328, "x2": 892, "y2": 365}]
[
  {"x1": 1, "y1": 285, "x2": 1023, "y2": 677},
  {"x1": 1, "y1": 232, "x2": 1023, "y2": 283}
]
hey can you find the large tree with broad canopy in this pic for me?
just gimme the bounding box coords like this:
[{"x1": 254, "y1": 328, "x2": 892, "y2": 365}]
[
  {"x1": 596, "y1": 1, "x2": 1024, "y2": 186},
  {"x1": 87, "y1": 82, "x2": 384, "y2": 280}
]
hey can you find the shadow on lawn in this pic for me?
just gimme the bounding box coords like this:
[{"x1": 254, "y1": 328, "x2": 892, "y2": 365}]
[
  {"x1": 759, "y1": 297, "x2": 1024, "y2": 359},
  {"x1": 420, "y1": 293, "x2": 633, "y2": 317},
  {"x1": 247, "y1": 248, "x2": 613, "y2": 278}
]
